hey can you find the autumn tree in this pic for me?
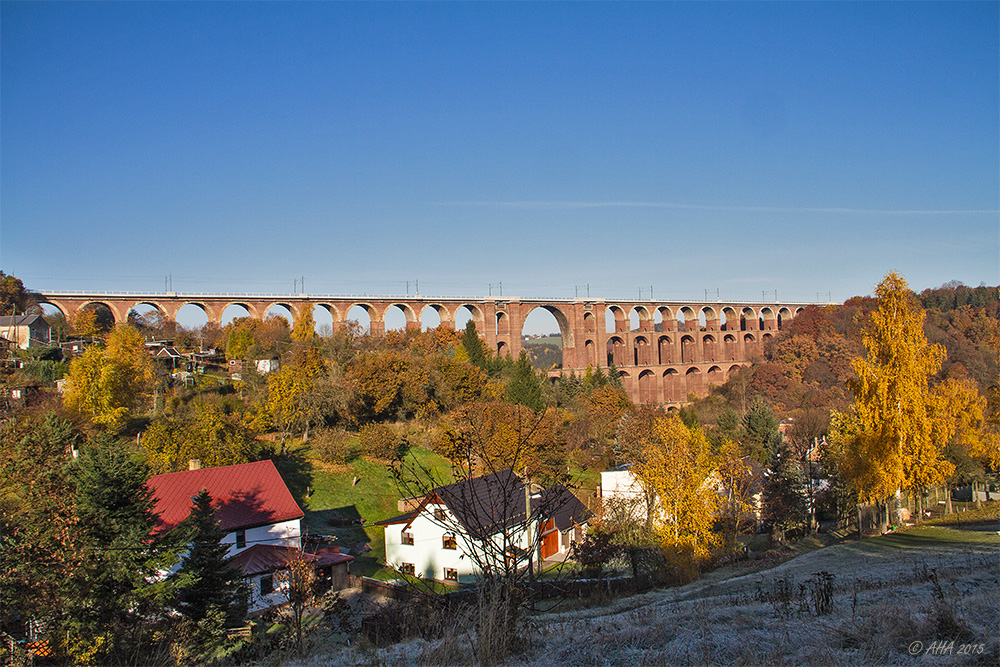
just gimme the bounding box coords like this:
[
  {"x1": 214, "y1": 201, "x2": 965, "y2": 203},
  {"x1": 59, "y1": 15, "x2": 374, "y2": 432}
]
[
  {"x1": 267, "y1": 343, "x2": 327, "y2": 448},
  {"x1": 141, "y1": 399, "x2": 263, "y2": 474},
  {"x1": 835, "y1": 272, "x2": 949, "y2": 532},
  {"x1": 345, "y1": 350, "x2": 429, "y2": 424},
  {"x1": 63, "y1": 323, "x2": 155, "y2": 431},
  {"x1": 630, "y1": 412, "x2": 720, "y2": 579},
  {"x1": 291, "y1": 304, "x2": 316, "y2": 342},
  {"x1": 0, "y1": 270, "x2": 28, "y2": 315},
  {"x1": 275, "y1": 551, "x2": 317, "y2": 656},
  {"x1": 928, "y1": 375, "x2": 1000, "y2": 514}
]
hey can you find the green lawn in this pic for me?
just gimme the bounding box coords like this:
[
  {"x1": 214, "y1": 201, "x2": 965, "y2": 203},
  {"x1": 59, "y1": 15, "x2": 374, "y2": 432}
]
[{"x1": 277, "y1": 442, "x2": 454, "y2": 578}]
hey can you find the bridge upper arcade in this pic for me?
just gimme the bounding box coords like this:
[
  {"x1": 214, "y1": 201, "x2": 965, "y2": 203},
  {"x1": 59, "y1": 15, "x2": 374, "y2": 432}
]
[{"x1": 35, "y1": 291, "x2": 814, "y2": 404}]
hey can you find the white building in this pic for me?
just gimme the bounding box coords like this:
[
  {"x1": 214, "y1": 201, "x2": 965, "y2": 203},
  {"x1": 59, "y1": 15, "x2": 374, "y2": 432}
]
[{"x1": 376, "y1": 469, "x2": 590, "y2": 585}]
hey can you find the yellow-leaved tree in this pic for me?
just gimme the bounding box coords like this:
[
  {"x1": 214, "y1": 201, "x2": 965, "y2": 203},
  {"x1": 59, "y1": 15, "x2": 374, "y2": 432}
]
[
  {"x1": 836, "y1": 272, "x2": 949, "y2": 531},
  {"x1": 63, "y1": 323, "x2": 154, "y2": 431},
  {"x1": 928, "y1": 375, "x2": 1000, "y2": 513},
  {"x1": 631, "y1": 412, "x2": 720, "y2": 580}
]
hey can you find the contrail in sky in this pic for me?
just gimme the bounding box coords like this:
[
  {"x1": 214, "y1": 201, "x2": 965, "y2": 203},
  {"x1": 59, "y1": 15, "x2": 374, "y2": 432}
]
[{"x1": 438, "y1": 201, "x2": 997, "y2": 215}]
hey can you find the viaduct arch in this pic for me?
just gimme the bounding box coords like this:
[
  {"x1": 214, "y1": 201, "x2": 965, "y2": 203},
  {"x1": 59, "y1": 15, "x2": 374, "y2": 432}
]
[{"x1": 35, "y1": 291, "x2": 813, "y2": 406}]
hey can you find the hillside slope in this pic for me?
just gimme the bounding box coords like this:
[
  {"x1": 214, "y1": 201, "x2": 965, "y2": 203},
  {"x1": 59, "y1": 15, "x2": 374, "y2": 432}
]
[{"x1": 308, "y1": 523, "x2": 998, "y2": 666}]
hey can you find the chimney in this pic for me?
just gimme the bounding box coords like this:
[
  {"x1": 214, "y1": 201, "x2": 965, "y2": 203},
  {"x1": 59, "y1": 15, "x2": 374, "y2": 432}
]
[{"x1": 189, "y1": 459, "x2": 201, "y2": 470}]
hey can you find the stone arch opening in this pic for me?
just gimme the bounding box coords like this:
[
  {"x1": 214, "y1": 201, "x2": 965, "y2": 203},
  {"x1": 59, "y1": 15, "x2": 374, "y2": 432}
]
[
  {"x1": 740, "y1": 307, "x2": 756, "y2": 331},
  {"x1": 633, "y1": 335, "x2": 650, "y2": 366},
  {"x1": 497, "y1": 340, "x2": 508, "y2": 357},
  {"x1": 707, "y1": 365, "x2": 723, "y2": 387},
  {"x1": 663, "y1": 369, "x2": 680, "y2": 402},
  {"x1": 77, "y1": 301, "x2": 118, "y2": 331},
  {"x1": 700, "y1": 306, "x2": 717, "y2": 330},
  {"x1": 313, "y1": 304, "x2": 335, "y2": 336},
  {"x1": 384, "y1": 303, "x2": 419, "y2": 331},
  {"x1": 721, "y1": 307, "x2": 737, "y2": 331},
  {"x1": 724, "y1": 334, "x2": 737, "y2": 360},
  {"x1": 607, "y1": 336, "x2": 626, "y2": 367},
  {"x1": 346, "y1": 304, "x2": 374, "y2": 334},
  {"x1": 637, "y1": 370, "x2": 656, "y2": 404},
  {"x1": 420, "y1": 305, "x2": 442, "y2": 331},
  {"x1": 265, "y1": 304, "x2": 295, "y2": 329},
  {"x1": 759, "y1": 307, "x2": 776, "y2": 331},
  {"x1": 583, "y1": 311, "x2": 596, "y2": 334},
  {"x1": 128, "y1": 303, "x2": 168, "y2": 338},
  {"x1": 777, "y1": 307, "x2": 792, "y2": 330},
  {"x1": 657, "y1": 335, "x2": 673, "y2": 364},
  {"x1": 680, "y1": 334, "x2": 697, "y2": 363},
  {"x1": 657, "y1": 306, "x2": 674, "y2": 332},
  {"x1": 617, "y1": 370, "x2": 632, "y2": 395},
  {"x1": 522, "y1": 305, "x2": 573, "y2": 368},
  {"x1": 606, "y1": 305, "x2": 627, "y2": 334},
  {"x1": 221, "y1": 303, "x2": 254, "y2": 327},
  {"x1": 454, "y1": 305, "x2": 483, "y2": 332},
  {"x1": 727, "y1": 364, "x2": 743, "y2": 381},
  {"x1": 679, "y1": 306, "x2": 697, "y2": 332},
  {"x1": 176, "y1": 303, "x2": 210, "y2": 331},
  {"x1": 221, "y1": 302, "x2": 260, "y2": 323},
  {"x1": 703, "y1": 334, "x2": 717, "y2": 362},
  {"x1": 495, "y1": 310, "x2": 509, "y2": 336},
  {"x1": 685, "y1": 366, "x2": 703, "y2": 397},
  {"x1": 584, "y1": 339, "x2": 597, "y2": 366}
]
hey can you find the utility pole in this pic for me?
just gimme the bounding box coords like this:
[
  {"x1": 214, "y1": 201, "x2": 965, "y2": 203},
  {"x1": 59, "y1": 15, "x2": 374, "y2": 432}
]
[{"x1": 524, "y1": 467, "x2": 533, "y2": 581}]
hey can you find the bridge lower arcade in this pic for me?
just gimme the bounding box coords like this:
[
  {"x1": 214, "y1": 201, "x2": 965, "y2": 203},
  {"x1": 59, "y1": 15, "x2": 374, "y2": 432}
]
[{"x1": 35, "y1": 291, "x2": 813, "y2": 405}]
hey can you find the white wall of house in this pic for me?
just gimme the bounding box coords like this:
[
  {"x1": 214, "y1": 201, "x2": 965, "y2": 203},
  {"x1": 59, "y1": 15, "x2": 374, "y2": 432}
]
[
  {"x1": 222, "y1": 518, "x2": 301, "y2": 558},
  {"x1": 246, "y1": 571, "x2": 289, "y2": 614},
  {"x1": 384, "y1": 502, "x2": 530, "y2": 585}
]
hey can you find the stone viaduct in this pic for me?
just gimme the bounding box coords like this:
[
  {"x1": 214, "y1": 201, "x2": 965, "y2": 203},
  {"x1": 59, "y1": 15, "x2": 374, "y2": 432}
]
[{"x1": 35, "y1": 291, "x2": 815, "y2": 405}]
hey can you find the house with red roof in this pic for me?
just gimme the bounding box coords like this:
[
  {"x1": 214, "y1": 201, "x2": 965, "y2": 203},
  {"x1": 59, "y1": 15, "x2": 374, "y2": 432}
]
[{"x1": 148, "y1": 459, "x2": 352, "y2": 613}]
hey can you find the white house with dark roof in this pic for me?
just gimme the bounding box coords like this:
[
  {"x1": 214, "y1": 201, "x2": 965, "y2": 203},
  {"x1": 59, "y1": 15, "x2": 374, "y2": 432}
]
[{"x1": 376, "y1": 469, "x2": 590, "y2": 585}]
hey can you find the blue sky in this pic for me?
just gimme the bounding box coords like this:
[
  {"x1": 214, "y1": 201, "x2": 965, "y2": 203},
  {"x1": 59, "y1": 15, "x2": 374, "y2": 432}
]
[{"x1": 2, "y1": 2, "x2": 997, "y2": 332}]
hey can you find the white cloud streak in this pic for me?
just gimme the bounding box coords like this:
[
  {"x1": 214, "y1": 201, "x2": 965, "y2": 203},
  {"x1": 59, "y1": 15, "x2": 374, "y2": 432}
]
[{"x1": 437, "y1": 201, "x2": 998, "y2": 215}]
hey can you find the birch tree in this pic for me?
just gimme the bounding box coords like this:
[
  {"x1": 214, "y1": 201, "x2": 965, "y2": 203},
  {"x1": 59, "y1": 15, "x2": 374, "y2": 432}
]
[{"x1": 840, "y1": 272, "x2": 948, "y2": 529}]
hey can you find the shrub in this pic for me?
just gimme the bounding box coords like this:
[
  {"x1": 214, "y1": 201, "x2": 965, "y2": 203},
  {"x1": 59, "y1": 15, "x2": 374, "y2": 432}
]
[
  {"x1": 360, "y1": 423, "x2": 399, "y2": 460},
  {"x1": 311, "y1": 428, "x2": 354, "y2": 464}
]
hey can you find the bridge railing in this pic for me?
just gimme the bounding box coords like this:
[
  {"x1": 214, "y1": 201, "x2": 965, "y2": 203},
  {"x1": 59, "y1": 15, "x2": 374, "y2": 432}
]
[{"x1": 32, "y1": 290, "x2": 829, "y2": 306}]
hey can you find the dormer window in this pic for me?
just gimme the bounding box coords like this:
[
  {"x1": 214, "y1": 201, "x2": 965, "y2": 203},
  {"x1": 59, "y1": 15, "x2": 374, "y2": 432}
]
[
  {"x1": 236, "y1": 530, "x2": 246, "y2": 549},
  {"x1": 433, "y1": 508, "x2": 447, "y2": 522}
]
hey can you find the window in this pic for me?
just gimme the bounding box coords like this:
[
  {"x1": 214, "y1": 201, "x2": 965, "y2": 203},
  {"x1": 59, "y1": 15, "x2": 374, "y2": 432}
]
[
  {"x1": 442, "y1": 534, "x2": 457, "y2": 550},
  {"x1": 236, "y1": 530, "x2": 246, "y2": 549},
  {"x1": 260, "y1": 574, "x2": 273, "y2": 596},
  {"x1": 444, "y1": 568, "x2": 458, "y2": 581},
  {"x1": 400, "y1": 562, "x2": 415, "y2": 576},
  {"x1": 401, "y1": 531, "x2": 414, "y2": 545},
  {"x1": 433, "y1": 507, "x2": 447, "y2": 522}
]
